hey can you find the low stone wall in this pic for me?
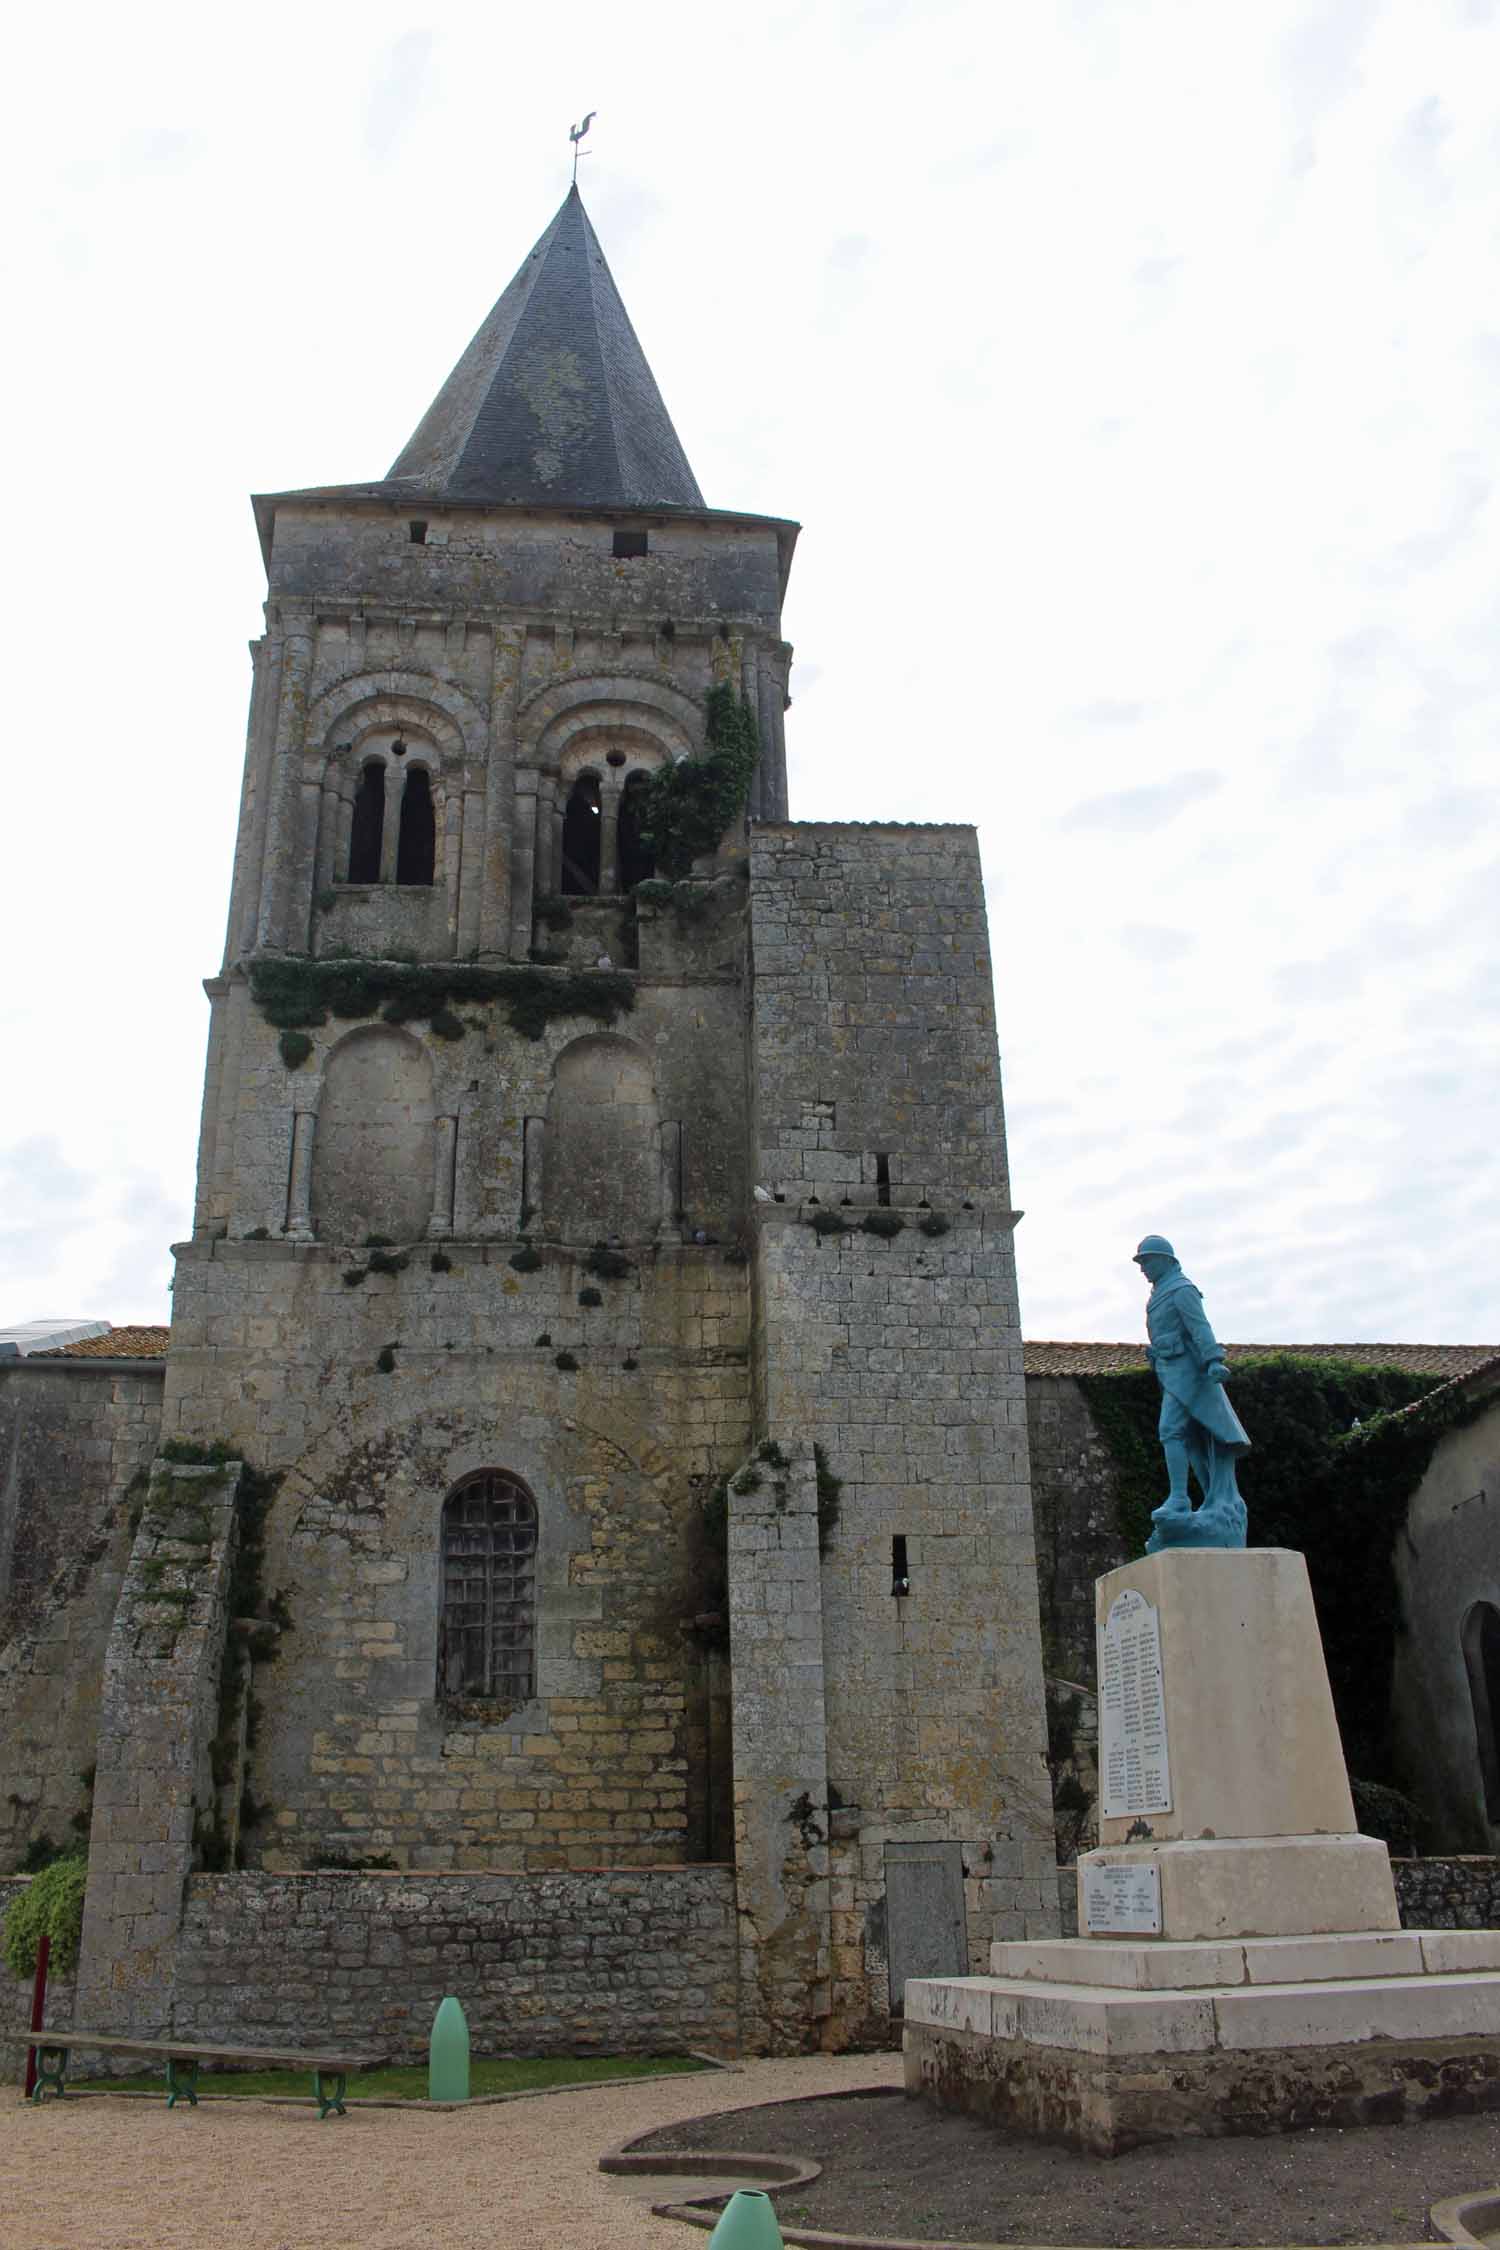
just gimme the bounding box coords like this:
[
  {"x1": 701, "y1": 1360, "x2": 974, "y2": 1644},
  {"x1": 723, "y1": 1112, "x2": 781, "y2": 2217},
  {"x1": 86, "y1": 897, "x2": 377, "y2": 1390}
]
[
  {"x1": 1394, "y1": 1856, "x2": 1500, "y2": 1927},
  {"x1": 172, "y1": 1866, "x2": 739, "y2": 2058}
]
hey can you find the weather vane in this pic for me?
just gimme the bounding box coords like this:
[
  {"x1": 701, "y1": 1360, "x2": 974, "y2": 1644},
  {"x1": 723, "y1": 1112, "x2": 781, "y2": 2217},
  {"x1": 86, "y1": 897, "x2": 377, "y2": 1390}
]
[{"x1": 569, "y1": 112, "x2": 596, "y2": 183}]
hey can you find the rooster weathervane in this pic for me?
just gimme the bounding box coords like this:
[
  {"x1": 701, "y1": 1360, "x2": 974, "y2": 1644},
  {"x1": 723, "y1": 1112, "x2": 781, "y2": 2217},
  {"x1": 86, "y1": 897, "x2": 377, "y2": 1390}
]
[{"x1": 570, "y1": 112, "x2": 596, "y2": 184}]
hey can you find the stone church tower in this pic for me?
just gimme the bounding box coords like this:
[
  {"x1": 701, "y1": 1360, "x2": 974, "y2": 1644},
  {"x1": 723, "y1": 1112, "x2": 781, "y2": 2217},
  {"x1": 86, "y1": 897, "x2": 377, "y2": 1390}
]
[{"x1": 74, "y1": 188, "x2": 1056, "y2": 2050}]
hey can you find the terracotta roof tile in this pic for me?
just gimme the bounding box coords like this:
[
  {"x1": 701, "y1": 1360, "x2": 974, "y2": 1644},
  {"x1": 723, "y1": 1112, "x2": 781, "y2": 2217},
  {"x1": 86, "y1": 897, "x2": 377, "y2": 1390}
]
[{"x1": 49, "y1": 1326, "x2": 171, "y2": 1359}]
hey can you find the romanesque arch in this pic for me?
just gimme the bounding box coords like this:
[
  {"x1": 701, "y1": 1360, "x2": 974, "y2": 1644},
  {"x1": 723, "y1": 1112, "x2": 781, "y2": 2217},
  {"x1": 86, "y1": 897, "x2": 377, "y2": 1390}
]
[
  {"x1": 542, "y1": 1033, "x2": 662, "y2": 1241},
  {"x1": 309, "y1": 1024, "x2": 435, "y2": 1243}
]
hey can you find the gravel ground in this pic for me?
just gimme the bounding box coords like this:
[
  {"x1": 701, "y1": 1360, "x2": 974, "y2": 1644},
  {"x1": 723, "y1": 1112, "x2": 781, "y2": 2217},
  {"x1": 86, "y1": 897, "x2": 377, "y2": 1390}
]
[
  {"x1": 639, "y1": 2089, "x2": 1500, "y2": 2245},
  {"x1": 0, "y1": 2051, "x2": 900, "y2": 2250}
]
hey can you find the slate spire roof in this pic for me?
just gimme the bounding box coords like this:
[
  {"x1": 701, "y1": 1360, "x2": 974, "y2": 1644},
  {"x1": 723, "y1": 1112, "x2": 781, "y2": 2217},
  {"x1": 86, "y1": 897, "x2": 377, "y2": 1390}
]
[{"x1": 387, "y1": 186, "x2": 704, "y2": 510}]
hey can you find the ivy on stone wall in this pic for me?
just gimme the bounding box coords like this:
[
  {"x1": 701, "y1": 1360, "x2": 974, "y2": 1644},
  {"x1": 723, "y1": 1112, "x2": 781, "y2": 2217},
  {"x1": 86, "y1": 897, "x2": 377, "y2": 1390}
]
[
  {"x1": 1076, "y1": 1356, "x2": 1488, "y2": 1782},
  {"x1": 2, "y1": 1851, "x2": 87, "y2": 1978},
  {"x1": 640, "y1": 684, "x2": 759, "y2": 879},
  {"x1": 249, "y1": 957, "x2": 635, "y2": 1046}
]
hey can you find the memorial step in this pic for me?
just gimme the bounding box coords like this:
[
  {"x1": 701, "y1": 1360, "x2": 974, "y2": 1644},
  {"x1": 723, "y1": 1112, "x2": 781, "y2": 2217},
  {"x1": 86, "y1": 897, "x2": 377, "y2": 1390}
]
[
  {"x1": 907, "y1": 1963, "x2": 1500, "y2": 2056},
  {"x1": 991, "y1": 1928, "x2": 1500, "y2": 1988}
]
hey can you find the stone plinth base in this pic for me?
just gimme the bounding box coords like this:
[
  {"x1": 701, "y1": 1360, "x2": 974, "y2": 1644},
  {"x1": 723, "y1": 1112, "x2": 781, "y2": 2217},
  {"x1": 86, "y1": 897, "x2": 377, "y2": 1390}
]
[
  {"x1": 905, "y1": 1931, "x2": 1500, "y2": 2154},
  {"x1": 904, "y1": 2016, "x2": 1500, "y2": 2157},
  {"x1": 1078, "y1": 1833, "x2": 1399, "y2": 1942}
]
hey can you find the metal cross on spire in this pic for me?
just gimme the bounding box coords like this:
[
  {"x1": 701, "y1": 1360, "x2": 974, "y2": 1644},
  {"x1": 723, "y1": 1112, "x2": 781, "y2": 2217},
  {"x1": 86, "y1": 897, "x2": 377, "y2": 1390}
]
[{"x1": 569, "y1": 112, "x2": 596, "y2": 183}]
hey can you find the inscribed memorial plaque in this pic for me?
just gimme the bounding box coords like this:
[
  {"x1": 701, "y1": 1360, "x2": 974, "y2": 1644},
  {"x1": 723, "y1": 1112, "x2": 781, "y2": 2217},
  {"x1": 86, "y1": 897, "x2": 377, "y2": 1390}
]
[
  {"x1": 1082, "y1": 1860, "x2": 1162, "y2": 1935},
  {"x1": 1098, "y1": 1587, "x2": 1172, "y2": 1819}
]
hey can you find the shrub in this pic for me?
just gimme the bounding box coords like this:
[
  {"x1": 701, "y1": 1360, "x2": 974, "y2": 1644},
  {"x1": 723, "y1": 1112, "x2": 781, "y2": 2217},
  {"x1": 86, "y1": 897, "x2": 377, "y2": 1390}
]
[
  {"x1": 429, "y1": 1007, "x2": 466, "y2": 1041},
  {"x1": 368, "y1": 1250, "x2": 409, "y2": 1277},
  {"x1": 861, "y1": 1210, "x2": 906, "y2": 1239},
  {"x1": 578, "y1": 1286, "x2": 603, "y2": 1307},
  {"x1": 429, "y1": 1249, "x2": 452, "y2": 1273},
  {"x1": 278, "y1": 1029, "x2": 313, "y2": 1070},
  {"x1": 583, "y1": 1243, "x2": 634, "y2": 1280},
  {"x1": 554, "y1": 1351, "x2": 579, "y2": 1372},
  {"x1": 510, "y1": 1246, "x2": 543, "y2": 1274},
  {"x1": 918, "y1": 1213, "x2": 950, "y2": 1238},
  {"x1": 343, "y1": 1267, "x2": 368, "y2": 1287},
  {"x1": 2, "y1": 1851, "x2": 87, "y2": 1977},
  {"x1": 810, "y1": 1209, "x2": 847, "y2": 1236}
]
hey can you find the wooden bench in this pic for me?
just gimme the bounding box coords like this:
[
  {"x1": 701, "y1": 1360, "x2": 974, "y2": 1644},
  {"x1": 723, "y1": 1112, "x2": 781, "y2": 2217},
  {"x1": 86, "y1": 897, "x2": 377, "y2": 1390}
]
[{"x1": 4, "y1": 2030, "x2": 387, "y2": 2118}]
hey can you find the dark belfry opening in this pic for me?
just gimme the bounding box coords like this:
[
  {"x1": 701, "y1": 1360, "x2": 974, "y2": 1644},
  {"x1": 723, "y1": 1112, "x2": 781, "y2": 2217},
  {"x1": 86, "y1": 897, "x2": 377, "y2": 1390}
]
[
  {"x1": 560, "y1": 772, "x2": 602, "y2": 894},
  {"x1": 348, "y1": 761, "x2": 385, "y2": 882},
  {"x1": 397, "y1": 766, "x2": 436, "y2": 885},
  {"x1": 617, "y1": 770, "x2": 655, "y2": 891}
]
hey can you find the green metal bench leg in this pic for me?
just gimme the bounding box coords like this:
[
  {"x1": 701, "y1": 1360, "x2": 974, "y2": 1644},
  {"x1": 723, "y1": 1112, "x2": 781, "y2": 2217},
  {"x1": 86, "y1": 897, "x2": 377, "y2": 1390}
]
[
  {"x1": 29, "y1": 2043, "x2": 69, "y2": 2103},
  {"x1": 165, "y1": 2055, "x2": 200, "y2": 2108},
  {"x1": 313, "y1": 2069, "x2": 348, "y2": 2120}
]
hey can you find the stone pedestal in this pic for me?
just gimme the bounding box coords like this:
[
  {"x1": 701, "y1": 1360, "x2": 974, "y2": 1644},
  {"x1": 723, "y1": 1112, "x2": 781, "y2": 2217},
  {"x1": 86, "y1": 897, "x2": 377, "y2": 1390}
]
[{"x1": 904, "y1": 1548, "x2": 1500, "y2": 2152}]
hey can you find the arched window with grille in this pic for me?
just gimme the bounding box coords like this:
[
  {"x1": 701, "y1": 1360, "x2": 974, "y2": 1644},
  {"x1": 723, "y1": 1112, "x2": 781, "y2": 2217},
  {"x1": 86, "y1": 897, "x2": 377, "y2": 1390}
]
[{"x1": 439, "y1": 1472, "x2": 538, "y2": 1704}]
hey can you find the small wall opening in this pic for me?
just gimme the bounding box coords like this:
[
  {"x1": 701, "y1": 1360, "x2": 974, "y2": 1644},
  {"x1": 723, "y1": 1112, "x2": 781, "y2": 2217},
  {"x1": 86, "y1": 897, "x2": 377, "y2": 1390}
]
[
  {"x1": 561, "y1": 772, "x2": 602, "y2": 895},
  {"x1": 396, "y1": 766, "x2": 436, "y2": 885},
  {"x1": 613, "y1": 529, "x2": 649, "y2": 559},
  {"x1": 409, "y1": 519, "x2": 428, "y2": 545},
  {"x1": 617, "y1": 770, "x2": 655, "y2": 891},
  {"x1": 1463, "y1": 1600, "x2": 1500, "y2": 1821},
  {"x1": 875, "y1": 1154, "x2": 891, "y2": 1206},
  {"x1": 349, "y1": 761, "x2": 386, "y2": 883}
]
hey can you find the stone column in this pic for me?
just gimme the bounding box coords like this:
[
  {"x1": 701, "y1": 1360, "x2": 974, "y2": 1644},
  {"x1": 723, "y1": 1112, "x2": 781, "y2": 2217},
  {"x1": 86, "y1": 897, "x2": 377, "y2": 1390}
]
[
  {"x1": 429, "y1": 1115, "x2": 457, "y2": 1237},
  {"x1": 254, "y1": 610, "x2": 314, "y2": 951},
  {"x1": 285, "y1": 1110, "x2": 317, "y2": 1241},
  {"x1": 599, "y1": 769, "x2": 625, "y2": 894},
  {"x1": 481, "y1": 623, "x2": 523, "y2": 957},
  {"x1": 457, "y1": 784, "x2": 485, "y2": 957},
  {"x1": 75, "y1": 1460, "x2": 242, "y2": 2038},
  {"x1": 729, "y1": 1442, "x2": 832, "y2": 2053},
  {"x1": 523, "y1": 1115, "x2": 548, "y2": 1236},
  {"x1": 657, "y1": 1120, "x2": 682, "y2": 1240},
  {"x1": 509, "y1": 770, "x2": 539, "y2": 960},
  {"x1": 379, "y1": 759, "x2": 401, "y2": 885}
]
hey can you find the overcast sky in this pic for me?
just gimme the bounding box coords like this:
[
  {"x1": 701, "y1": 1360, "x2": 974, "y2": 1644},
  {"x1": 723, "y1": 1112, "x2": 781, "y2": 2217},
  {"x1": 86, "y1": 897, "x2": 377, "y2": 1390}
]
[{"x1": 3, "y1": 0, "x2": 1497, "y2": 1346}]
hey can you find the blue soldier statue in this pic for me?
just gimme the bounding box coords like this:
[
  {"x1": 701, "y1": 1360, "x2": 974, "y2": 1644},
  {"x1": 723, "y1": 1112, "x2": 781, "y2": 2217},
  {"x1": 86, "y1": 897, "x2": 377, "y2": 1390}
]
[{"x1": 1133, "y1": 1234, "x2": 1250, "y2": 1552}]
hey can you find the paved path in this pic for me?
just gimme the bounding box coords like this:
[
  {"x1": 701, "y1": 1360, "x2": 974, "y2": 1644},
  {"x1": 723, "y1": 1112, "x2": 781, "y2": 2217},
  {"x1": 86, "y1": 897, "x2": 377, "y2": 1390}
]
[{"x1": 1, "y1": 2051, "x2": 902, "y2": 2249}]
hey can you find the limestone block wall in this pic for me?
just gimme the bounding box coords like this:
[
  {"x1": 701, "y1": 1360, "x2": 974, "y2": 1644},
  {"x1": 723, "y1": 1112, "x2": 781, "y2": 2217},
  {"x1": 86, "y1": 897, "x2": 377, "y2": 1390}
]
[
  {"x1": 162, "y1": 1244, "x2": 750, "y2": 1872},
  {"x1": 171, "y1": 1866, "x2": 739, "y2": 2057},
  {"x1": 748, "y1": 823, "x2": 1057, "y2": 2044},
  {"x1": 0, "y1": 1363, "x2": 162, "y2": 1873},
  {"x1": 727, "y1": 1445, "x2": 831, "y2": 2053},
  {"x1": 76, "y1": 1462, "x2": 241, "y2": 2035}
]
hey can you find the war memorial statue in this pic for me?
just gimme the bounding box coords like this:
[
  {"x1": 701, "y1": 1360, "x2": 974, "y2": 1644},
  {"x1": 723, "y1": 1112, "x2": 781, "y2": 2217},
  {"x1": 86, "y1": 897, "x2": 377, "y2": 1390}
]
[{"x1": 1133, "y1": 1233, "x2": 1250, "y2": 1551}]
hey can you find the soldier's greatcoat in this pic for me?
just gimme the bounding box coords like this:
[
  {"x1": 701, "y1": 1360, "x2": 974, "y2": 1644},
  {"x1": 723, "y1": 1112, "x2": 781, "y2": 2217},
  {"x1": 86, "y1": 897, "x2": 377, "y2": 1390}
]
[{"x1": 1145, "y1": 1270, "x2": 1250, "y2": 1453}]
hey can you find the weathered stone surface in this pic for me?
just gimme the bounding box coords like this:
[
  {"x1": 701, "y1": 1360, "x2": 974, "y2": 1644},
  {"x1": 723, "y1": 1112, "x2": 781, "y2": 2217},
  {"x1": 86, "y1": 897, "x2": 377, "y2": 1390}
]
[{"x1": 172, "y1": 1866, "x2": 737, "y2": 2057}]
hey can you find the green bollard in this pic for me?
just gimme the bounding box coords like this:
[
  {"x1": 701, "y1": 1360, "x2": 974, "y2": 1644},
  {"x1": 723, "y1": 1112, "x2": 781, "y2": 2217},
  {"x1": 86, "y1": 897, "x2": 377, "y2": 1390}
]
[
  {"x1": 428, "y1": 1994, "x2": 470, "y2": 2102},
  {"x1": 707, "y1": 2190, "x2": 785, "y2": 2248}
]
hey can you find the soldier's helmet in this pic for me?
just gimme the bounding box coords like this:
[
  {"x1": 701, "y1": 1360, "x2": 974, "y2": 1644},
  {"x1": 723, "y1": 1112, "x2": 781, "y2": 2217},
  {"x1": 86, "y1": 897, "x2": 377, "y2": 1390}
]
[{"x1": 1133, "y1": 1234, "x2": 1177, "y2": 1264}]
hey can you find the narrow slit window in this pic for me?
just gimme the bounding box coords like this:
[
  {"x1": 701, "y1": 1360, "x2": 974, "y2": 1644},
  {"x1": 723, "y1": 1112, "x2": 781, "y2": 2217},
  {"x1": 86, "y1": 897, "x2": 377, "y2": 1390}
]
[
  {"x1": 875, "y1": 1154, "x2": 891, "y2": 1206},
  {"x1": 348, "y1": 761, "x2": 385, "y2": 883},
  {"x1": 439, "y1": 1472, "x2": 538, "y2": 1705},
  {"x1": 397, "y1": 766, "x2": 436, "y2": 885},
  {"x1": 891, "y1": 1535, "x2": 910, "y2": 1599},
  {"x1": 409, "y1": 520, "x2": 428, "y2": 545}
]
